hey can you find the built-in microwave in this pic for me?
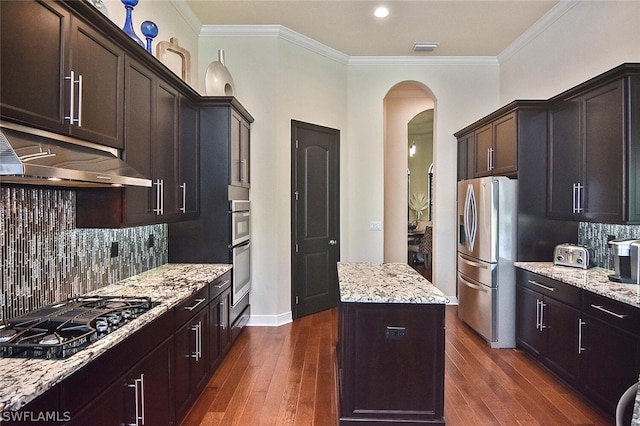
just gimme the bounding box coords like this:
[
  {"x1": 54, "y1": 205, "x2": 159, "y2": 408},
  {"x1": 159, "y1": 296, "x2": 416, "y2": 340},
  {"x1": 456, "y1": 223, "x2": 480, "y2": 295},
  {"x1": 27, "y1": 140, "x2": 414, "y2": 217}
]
[{"x1": 230, "y1": 200, "x2": 250, "y2": 246}]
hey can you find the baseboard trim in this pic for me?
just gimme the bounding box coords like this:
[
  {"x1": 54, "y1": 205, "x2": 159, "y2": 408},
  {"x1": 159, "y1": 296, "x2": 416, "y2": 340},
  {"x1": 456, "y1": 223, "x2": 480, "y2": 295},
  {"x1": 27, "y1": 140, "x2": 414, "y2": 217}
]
[{"x1": 247, "y1": 311, "x2": 293, "y2": 327}]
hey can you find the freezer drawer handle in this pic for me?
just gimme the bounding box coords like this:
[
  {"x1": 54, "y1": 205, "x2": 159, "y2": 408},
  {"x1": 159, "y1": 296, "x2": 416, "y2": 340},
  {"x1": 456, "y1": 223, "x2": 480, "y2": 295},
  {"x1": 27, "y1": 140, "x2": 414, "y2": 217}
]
[
  {"x1": 460, "y1": 256, "x2": 489, "y2": 269},
  {"x1": 459, "y1": 275, "x2": 488, "y2": 293},
  {"x1": 591, "y1": 304, "x2": 627, "y2": 319},
  {"x1": 528, "y1": 280, "x2": 556, "y2": 292}
]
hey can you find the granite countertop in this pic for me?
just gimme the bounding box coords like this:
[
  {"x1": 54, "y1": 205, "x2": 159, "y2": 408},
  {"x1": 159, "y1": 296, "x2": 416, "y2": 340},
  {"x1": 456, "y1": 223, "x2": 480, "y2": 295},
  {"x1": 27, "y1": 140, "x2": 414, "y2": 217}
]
[
  {"x1": 514, "y1": 262, "x2": 640, "y2": 308},
  {"x1": 337, "y1": 262, "x2": 448, "y2": 304},
  {"x1": 0, "y1": 263, "x2": 232, "y2": 413}
]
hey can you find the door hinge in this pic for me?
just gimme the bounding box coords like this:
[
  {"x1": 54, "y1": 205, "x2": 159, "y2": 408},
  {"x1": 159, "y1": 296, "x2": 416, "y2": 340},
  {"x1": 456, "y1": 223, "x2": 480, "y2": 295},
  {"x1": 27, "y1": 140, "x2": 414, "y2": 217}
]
[
  {"x1": 295, "y1": 139, "x2": 299, "y2": 149},
  {"x1": 295, "y1": 296, "x2": 299, "y2": 304},
  {"x1": 295, "y1": 244, "x2": 299, "y2": 253},
  {"x1": 294, "y1": 191, "x2": 299, "y2": 201}
]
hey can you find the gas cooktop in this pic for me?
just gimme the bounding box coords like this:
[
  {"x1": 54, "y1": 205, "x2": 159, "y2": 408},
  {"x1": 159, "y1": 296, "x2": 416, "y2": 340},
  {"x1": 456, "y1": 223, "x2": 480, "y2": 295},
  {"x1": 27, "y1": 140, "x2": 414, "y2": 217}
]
[{"x1": 0, "y1": 296, "x2": 156, "y2": 359}]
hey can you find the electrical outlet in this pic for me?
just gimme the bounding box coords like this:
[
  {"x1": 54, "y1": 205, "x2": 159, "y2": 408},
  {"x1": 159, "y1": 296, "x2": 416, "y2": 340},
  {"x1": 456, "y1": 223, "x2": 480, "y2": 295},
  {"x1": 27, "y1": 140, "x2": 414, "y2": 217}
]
[
  {"x1": 148, "y1": 234, "x2": 155, "y2": 248},
  {"x1": 110, "y1": 242, "x2": 119, "y2": 258},
  {"x1": 370, "y1": 221, "x2": 383, "y2": 231}
]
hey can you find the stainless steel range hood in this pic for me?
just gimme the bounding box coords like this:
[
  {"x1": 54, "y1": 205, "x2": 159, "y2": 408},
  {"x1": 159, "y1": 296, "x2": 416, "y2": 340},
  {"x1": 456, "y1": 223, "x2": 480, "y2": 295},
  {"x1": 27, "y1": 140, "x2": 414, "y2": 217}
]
[{"x1": 0, "y1": 123, "x2": 152, "y2": 188}]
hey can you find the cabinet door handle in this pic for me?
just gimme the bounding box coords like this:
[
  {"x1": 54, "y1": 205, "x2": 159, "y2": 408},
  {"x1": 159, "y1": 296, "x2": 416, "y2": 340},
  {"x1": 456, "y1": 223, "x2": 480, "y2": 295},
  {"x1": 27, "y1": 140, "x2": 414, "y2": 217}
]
[
  {"x1": 591, "y1": 304, "x2": 627, "y2": 319},
  {"x1": 183, "y1": 298, "x2": 206, "y2": 312},
  {"x1": 128, "y1": 375, "x2": 143, "y2": 426},
  {"x1": 572, "y1": 183, "x2": 578, "y2": 213},
  {"x1": 180, "y1": 182, "x2": 187, "y2": 213},
  {"x1": 576, "y1": 182, "x2": 584, "y2": 213},
  {"x1": 191, "y1": 321, "x2": 202, "y2": 360},
  {"x1": 528, "y1": 280, "x2": 556, "y2": 292},
  {"x1": 65, "y1": 70, "x2": 80, "y2": 125},
  {"x1": 241, "y1": 159, "x2": 247, "y2": 183},
  {"x1": 535, "y1": 299, "x2": 540, "y2": 331},
  {"x1": 77, "y1": 74, "x2": 83, "y2": 127},
  {"x1": 539, "y1": 300, "x2": 547, "y2": 330},
  {"x1": 578, "y1": 319, "x2": 586, "y2": 354},
  {"x1": 220, "y1": 300, "x2": 226, "y2": 329},
  {"x1": 486, "y1": 147, "x2": 491, "y2": 171}
]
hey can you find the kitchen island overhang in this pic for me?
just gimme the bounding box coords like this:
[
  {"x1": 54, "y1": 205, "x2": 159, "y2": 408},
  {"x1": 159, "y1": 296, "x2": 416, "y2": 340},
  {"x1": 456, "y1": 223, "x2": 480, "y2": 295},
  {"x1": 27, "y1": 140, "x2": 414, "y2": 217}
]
[{"x1": 337, "y1": 262, "x2": 448, "y2": 425}]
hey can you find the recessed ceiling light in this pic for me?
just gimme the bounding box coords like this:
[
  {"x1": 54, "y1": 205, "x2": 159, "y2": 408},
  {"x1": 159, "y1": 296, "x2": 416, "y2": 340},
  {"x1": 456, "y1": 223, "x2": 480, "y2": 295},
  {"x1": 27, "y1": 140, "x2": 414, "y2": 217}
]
[
  {"x1": 374, "y1": 7, "x2": 389, "y2": 18},
  {"x1": 413, "y1": 42, "x2": 439, "y2": 52}
]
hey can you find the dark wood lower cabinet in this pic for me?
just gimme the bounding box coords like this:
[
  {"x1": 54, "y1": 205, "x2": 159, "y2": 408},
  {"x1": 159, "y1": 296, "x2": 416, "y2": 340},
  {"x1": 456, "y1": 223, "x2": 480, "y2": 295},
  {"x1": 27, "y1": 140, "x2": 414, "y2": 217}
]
[
  {"x1": 69, "y1": 337, "x2": 173, "y2": 425},
  {"x1": 516, "y1": 268, "x2": 640, "y2": 421},
  {"x1": 338, "y1": 302, "x2": 445, "y2": 425}
]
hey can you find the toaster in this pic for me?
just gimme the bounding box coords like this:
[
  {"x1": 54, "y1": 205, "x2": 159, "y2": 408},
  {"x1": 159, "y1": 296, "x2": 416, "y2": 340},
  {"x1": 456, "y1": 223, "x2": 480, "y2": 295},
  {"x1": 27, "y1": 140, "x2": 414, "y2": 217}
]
[{"x1": 553, "y1": 243, "x2": 591, "y2": 269}]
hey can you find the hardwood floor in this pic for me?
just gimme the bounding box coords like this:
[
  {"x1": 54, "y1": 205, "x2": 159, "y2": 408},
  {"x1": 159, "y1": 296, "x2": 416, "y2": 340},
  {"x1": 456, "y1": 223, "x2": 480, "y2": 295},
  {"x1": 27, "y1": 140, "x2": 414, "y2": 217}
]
[{"x1": 182, "y1": 306, "x2": 612, "y2": 425}]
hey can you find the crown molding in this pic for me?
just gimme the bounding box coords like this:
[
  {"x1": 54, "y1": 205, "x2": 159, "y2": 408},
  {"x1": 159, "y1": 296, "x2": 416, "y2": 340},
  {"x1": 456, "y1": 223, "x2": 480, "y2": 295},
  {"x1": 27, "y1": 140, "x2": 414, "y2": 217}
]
[
  {"x1": 200, "y1": 24, "x2": 350, "y2": 64},
  {"x1": 498, "y1": 0, "x2": 580, "y2": 63},
  {"x1": 348, "y1": 56, "x2": 499, "y2": 66},
  {"x1": 169, "y1": 0, "x2": 202, "y2": 36}
]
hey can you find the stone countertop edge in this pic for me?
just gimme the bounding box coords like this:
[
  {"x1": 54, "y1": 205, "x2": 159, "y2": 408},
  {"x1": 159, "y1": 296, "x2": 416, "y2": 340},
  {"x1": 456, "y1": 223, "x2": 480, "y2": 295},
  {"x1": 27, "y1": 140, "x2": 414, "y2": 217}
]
[
  {"x1": 514, "y1": 262, "x2": 640, "y2": 309},
  {"x1": 337, "y1": 262, "x2": 449, "y2": 304},
  {"x1": 0, "y1": 263, "x2": 232, "y2": 413}
]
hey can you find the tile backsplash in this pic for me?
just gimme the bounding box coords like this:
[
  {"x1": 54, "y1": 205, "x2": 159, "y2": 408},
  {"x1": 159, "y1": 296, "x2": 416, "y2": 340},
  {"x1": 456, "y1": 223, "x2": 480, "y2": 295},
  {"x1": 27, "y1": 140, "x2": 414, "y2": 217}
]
[
  {"x1": 578, "y1": 222, "x2": 640, "y2": 270},
  {"x1": 0, "y1": 187, "x2": 167, "y2": 322}
]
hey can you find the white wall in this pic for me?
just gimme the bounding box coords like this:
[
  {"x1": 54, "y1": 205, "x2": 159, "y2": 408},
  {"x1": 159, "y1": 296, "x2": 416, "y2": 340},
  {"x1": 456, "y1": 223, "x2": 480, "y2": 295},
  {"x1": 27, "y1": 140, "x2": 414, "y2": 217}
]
[
  {"x1": 198, "y1": 31, "x2": 348, "y2": 324},
  {"x1": 500, "y1": 0, "x2": 640, "y2": 103},
  {"x1": 345, "y1": 61, "x2": 499, "y2": 300}
]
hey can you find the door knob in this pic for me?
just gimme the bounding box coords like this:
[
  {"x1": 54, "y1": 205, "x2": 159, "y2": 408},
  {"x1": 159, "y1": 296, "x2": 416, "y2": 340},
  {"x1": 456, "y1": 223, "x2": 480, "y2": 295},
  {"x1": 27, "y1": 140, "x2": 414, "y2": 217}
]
[{"x1": 329, "y1": 239, "x2": 337, "y2": 245}]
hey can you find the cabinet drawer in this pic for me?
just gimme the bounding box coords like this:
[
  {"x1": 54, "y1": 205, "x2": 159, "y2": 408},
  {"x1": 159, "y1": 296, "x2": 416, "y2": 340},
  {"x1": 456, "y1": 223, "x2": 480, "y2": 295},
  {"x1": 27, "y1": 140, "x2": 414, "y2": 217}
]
[
  {"x1": 209, "y1": 271, "x2": 232, "y2": 300},
  {"x1": 517, "y1": 269, "x2": 581, "y2": 308},
  {"x1": 583, "y1": 291, "x2": 640, "y2": 336},
  {"x1": 174, "y1": 286, "x2": 209, "y2": 329}
]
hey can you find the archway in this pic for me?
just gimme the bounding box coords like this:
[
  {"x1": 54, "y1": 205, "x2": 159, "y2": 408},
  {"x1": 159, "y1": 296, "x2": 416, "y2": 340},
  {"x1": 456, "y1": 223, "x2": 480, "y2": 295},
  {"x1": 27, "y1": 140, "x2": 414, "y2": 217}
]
[{"x1": 383, "y1": 81, "x2": 435, "y2": 264}]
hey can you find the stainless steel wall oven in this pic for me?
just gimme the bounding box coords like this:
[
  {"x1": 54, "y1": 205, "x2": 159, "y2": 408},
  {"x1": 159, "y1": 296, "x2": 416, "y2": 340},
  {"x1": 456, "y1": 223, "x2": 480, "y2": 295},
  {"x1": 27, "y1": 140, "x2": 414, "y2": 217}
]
[{"x1": 230, "y1": 200, "x2": 251, "y2": 306}]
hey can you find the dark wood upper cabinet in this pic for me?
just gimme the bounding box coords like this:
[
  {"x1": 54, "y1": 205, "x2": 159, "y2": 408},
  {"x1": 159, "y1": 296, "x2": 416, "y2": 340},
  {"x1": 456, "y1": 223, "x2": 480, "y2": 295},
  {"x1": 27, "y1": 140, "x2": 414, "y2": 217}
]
[
  {"x1": 547, "y1": 65, "x2": 640, "y2": 223},
  {"x1": 1, "y1": 0, "x2": 124, "y2": 149},
  {"x1": 1, "y1": 1, "x2": 69, "y2": 134},
  {"x1": 179, "y1": 97, "x2": 199, "y2": 218}
]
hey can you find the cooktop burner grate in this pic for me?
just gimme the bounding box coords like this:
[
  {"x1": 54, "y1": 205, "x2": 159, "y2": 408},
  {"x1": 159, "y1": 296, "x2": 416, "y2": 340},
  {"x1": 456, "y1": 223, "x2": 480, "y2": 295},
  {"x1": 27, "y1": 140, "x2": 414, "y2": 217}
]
[{"x1": 0, "y1": 296, "x2": 156, "y2": 359}]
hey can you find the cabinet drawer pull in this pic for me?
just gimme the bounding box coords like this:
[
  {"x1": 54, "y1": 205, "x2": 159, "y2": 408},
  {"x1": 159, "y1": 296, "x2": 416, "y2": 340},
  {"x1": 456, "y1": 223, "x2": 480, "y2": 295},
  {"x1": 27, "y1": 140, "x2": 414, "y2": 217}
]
[
  {"x1": 183, "y1": 298, "x2": 206, "y2": 311},
  {"x1": 214, "y1": 279, "x2": 230, "y2": 289},
  {"x1": 180, "y1": 182, "x2": 187, "y2": 213},
  {"x1": 591, "y1": 304, "x2": 627, "y2": 319},
  {"x1": 578, "y1": 319, "x2": 586, "y2": 354},
  {"x1": 528, "y1": 280, "x2": 556, "y2": 292}
]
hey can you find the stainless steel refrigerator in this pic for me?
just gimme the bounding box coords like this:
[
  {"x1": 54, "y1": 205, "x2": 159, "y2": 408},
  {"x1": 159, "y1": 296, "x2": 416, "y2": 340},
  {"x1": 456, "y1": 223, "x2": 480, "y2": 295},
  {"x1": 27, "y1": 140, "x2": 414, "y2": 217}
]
[{"x1": 457, "y1": 176, "x2": 517, "y2": 348}]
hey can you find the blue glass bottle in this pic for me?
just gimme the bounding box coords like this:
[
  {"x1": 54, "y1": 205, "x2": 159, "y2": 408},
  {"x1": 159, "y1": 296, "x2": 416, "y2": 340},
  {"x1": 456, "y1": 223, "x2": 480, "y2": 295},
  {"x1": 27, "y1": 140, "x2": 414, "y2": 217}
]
[
  {"x1": 121, "y1": 0, "x2": 144, "y2": 47},
  {"x1": 141, "y1": 21, "x2": 158, "y2": 54}
]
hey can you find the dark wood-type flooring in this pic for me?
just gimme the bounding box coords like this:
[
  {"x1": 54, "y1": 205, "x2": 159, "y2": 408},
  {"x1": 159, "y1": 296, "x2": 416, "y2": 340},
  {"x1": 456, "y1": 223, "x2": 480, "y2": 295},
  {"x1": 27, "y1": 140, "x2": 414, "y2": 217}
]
[{"x1": 182, "y1": 305, "x2": 612, "y2": 425}]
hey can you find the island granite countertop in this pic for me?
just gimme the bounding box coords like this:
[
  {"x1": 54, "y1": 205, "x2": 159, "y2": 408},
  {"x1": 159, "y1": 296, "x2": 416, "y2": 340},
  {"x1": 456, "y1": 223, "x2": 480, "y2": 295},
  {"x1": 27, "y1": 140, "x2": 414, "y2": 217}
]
[
  {"x1": 0, "y1": 263, "x2": 231, "y2": 413},
  {"x1": 337, "y1": 262, "x2": 448, "y2": 304},
  {"x1": 514, "y1": 262, "x2": 640, "y2": 309}
]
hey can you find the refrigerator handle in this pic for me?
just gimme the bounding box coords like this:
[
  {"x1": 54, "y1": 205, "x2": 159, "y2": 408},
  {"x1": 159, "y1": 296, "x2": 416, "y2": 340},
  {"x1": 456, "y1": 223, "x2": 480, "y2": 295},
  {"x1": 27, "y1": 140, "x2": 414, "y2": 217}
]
[{"x1": 463, "y1": 183, "x2": 477, "y2": 252}]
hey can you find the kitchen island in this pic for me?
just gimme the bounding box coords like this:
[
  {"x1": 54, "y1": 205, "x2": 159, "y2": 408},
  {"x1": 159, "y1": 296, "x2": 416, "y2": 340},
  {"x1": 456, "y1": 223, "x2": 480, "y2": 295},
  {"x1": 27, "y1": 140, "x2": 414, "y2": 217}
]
[
  {"x1": 337, "y1": 262, "x2": 448, "y2": 425},
  {"x1": 0, "y1": 263, "x2": 231, "y2": 417}
]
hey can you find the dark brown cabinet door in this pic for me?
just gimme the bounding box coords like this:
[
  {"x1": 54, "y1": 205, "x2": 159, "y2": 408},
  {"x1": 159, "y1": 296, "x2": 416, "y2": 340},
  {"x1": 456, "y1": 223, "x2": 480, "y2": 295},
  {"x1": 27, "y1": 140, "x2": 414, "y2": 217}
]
[
  {"x1": 155, "y1": 82, "x2": 180, "y2": 220},
  {"x1": 208, "y1": 287, "x2": 231, "y2": 370},
  {"x1": 492, "y1": 111, "x2": 517, "y2": 175},
  {"x1": 548, "y1": 81, "x2": 624, "y2": 221},
  {"x1": 123, "y1": 57, "x2": 155, "y2": 225},
  {"x1": 1, "y1": 0, "x2": 68, "y2": 133},
  {"x1": 179, "y1": 96, "x2": 199, "y2": 218},
  {"x1": 581, "y1": 315, "x2": 640, "y2": 413},
  {"x1": 516, "y1": 285, "x2": 545, "y2": 357},
  {"x1": 68, "y1": 18, "x2": 124, "y2": 148},
  {"x1": 548, "y1": 98, "x2": 581, "y2": 218},
  {"x1": 457, "y1": 133, "x2": 474, "y2": 181},
  {"x1": 545, "y1": 297, "x2": 581, "y2": 383},
  {"x1": 230, "y1": 110, "x2": 251, "y2": 188},
  {"x1": 174, "y1": 307, "x2": 209, "y2": 420},
  {"x1": 582, "y1": 81, "x2": 624, "y2": 222},
  {"x1": 473, "y1": 123, "x2": 493, "y2": 177},
  {"x1": 123, "y1": 338, "x2": 174, "y2": 425}
]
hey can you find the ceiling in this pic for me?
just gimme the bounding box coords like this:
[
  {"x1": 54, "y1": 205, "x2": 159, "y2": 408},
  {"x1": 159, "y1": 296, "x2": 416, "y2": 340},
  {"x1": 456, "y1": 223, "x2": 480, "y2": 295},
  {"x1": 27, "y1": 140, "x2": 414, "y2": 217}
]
[{"x1": 184, "y1": 0, "x2": 559, "y2": 57}]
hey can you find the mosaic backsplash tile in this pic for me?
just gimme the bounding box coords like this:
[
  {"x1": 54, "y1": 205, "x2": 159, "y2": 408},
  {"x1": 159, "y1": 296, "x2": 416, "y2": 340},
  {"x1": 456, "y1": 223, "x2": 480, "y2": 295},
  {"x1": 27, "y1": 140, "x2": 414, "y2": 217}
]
[
  {"x1": 579, "y1": 222, "x2": 640, "y2": 270},
  {"x1": 0, "y1": 187, "x2": 167, "y2": 322}
]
